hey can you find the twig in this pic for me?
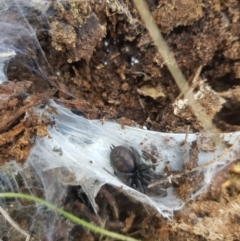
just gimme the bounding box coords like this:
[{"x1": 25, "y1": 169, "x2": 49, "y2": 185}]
[
  {"x1": 132, "y1": 0, "x2": 222, "y2": 144},
  {"x1": 0, "y1": 122, "x2": 25, "y2": 146},
  {"x1": 0, "y1": 93, "x2": 49, "y2": 133},
  {"x1": 185, "y1": 65, "x2": 203, "y2": 97},
  {"x1": 0, "y1": 205, "x2": 30, "y2": 241},
  {"x1": 0, "y1": 50, "x2": 16, "y2": 58},
  {"x1": 177, "y1": 65, "x2": 203, "y2": 100},
  {"x1": 182, "y1": 125, "x2": 190, "y2": 167}
]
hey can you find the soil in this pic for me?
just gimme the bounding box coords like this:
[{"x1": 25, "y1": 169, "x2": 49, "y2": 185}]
[{"x1": 1, "y1": 0, "x2": 240, "y2": 240}]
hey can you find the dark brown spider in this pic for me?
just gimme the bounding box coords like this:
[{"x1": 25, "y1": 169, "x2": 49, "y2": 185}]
[{"x1": 110, "y1": 145, "x2": 152, "y2": 193}]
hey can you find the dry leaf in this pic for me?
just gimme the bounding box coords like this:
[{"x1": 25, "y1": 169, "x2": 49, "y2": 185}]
[{"x1": 137, "y1": 84, "x2": 165, "y2": 100}]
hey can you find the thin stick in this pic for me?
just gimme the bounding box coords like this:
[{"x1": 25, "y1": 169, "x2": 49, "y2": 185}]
[
  {"x1": 0, "y1": 205, "x2": 30, "y2": 241},
  {"x1": 177, "y1": 65, "x2": 203, "y2": 100},
  {"x1": 0, "y1": 50, "x2": 16, "y2": 58},
  {"x1": 132, "y1": 0, "x2": 221, "y2": 143},
  {"x1": 182, "y1": 125, "x2": 190, "y2": 167}
]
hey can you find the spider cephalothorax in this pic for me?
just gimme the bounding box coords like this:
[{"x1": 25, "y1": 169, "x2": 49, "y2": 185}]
[{"x1": 110, "y1": 145, "x2": 152, "y2": 193}]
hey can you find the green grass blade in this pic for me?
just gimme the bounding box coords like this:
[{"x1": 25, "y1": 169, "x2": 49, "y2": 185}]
[{"x1": 0, "y1": 192, "x2": 140, "y2": 241}]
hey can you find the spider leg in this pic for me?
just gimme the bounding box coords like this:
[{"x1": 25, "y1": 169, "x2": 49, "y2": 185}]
[
  {"x1": 141, "y1": 185, "x2": 146, "y2": 194},
  {"x1": 140, "y1": 172, "x2": 152, "y2": 181},
  {"x1": 127, "y1": 177, "x2": 134, "y2": 187},
  {"x1": 132, "y1": 183, "x2": 137, "y2": 189},
  {"x1": 138, "y1": 164, "x2": 153, "y2": 172},
  {"x1": 110, "y1": 144, "x2": 115, "y2": 150},
  {"x1": 136, "y1": 178, "x2": 144, "y2": 193},
  {"x1": 141, "y1": 177, "x2": 151, "y2": 186},
  {"x1": 116, "y1": 171, "x2": 134, "y2": 179}
]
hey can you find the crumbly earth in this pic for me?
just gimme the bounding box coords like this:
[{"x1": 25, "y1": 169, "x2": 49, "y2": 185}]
[{"x1": 1, "y1": 0, "x2": 240, "y2": 240}]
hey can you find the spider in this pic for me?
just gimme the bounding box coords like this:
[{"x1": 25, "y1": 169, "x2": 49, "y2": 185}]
[{"x1": 110, "y1": 145, "x2": 153, "y2": 193}]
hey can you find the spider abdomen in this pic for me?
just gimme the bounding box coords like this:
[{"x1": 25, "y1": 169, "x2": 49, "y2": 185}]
[
  {"x1": 110, "y1": 145, "x2": 153, "y2": 193},
  {"x1": 110, "y1": 145, "x2": 136, "y2": 173}
]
